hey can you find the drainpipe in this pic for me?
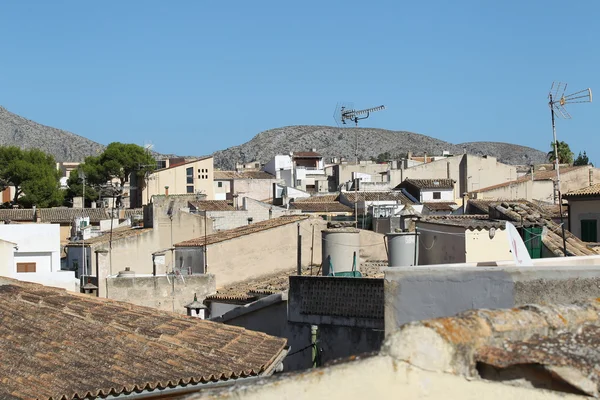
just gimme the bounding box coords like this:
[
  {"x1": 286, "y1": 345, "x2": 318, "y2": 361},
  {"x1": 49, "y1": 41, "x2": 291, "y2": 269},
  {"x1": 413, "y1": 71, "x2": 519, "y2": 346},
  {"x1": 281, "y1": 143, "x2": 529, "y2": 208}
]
[{"x1": 311, "y1": 325, "x2": 319, "y2": 368}]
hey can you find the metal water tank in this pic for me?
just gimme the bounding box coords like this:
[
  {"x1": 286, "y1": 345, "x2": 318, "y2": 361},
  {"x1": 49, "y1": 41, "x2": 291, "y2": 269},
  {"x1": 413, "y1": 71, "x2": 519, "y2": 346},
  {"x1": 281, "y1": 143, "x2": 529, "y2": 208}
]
[
  {"x1": 321, "y1": 228, "x2": 360, "y2": 276},
  {"x1": 386, "y1": 232, "x2": 420, "y2": 267}
]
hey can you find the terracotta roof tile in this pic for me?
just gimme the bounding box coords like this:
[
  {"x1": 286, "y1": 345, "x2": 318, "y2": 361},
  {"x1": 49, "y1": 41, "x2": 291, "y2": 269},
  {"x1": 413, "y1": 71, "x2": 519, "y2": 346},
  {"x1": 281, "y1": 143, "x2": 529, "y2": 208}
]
[
  {"x1": 564, "y1": 183, "x2": 600, "y2": 198},
  {"x1": 0, "y1": 208, "x2": 143, "y2": 224},
  {"x1": 289, "y1": 202, "x2": 352, "y2": 213},
  {"x1": 423, "y1": 202, "x2": 459, "y2": 212},
  {"x1": 420, "y1": 215, "x2": 506, "y2": 230},
  {"x1": 214, "y1": 171, "x2": 276, "y2": 180},
  {"x1": 342, "y1": 191, "x2": 414, "y2": 204},
  {"x1": 0, "y1": 280, "x2": 287, "y2": 400},
  {"x1": 175, "y1": 215, "x2": 308, "y2": 247},
  {"x1": 294, "y1": 194, "x2": 340, "y2": 203},
  {"x1": 189, "y1": 200, "x2": 236, "y2": 211},
  {"x1": 402, "y1": 179, "x2": 455, "y2": 190},
  {"x1": 293, "y1": 151, "x2": 321, "y2": 158}
]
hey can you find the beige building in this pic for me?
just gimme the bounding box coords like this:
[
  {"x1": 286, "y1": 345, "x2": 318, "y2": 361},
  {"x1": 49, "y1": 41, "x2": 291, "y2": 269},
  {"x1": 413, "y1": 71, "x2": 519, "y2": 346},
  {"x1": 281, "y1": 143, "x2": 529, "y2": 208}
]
[
  {"x1": 387, "y1": 154, "x2": 518, "y2": 201},
  {"x1": 213, "y1": 170, "x2": 281, "y2": 203},
  {"x1": 66, "y1": 195, "x2": 211, "y2": 297},
  {"x1": 564, "y1": 183, "x2": 600, "y2": 243},
  {"x1": 142, "y1": 156, "x2": 215, "y2": 204},
  {"x1": 473, "y1": 165, "x2": 600, "y2": 204},
  {"x1": 417, "y1": 218, "x2": 513, "y2": 265}
]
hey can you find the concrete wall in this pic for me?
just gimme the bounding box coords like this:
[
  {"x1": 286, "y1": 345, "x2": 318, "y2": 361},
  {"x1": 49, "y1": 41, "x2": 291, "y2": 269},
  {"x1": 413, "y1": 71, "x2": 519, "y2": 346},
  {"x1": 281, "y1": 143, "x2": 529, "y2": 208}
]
[
  {"x1": 105, "y1": 273, "x2": 216, "y2": 314},
  {"x1": 465, "y1": 228, "x2": 513, "y2": 263},
  {"x1": 334, "y1": 163, "x2": 389, "y2": 188},
  {"x1": 420, "y1": 188, "x2": 454, "y2": 202},
  {"x1": 143, "y1": 158, "x2": 215, "y2": 203},
  {"x1": 214, "y1": 180, "x2": 231, "y2": 200},
  {"x1": 473, "y1": 179, "x2": 554, "y2": 202},
  {"x1": 384, "y1": 265, "x2": 600, "y2": 334},
  {"x1": 561, "y1": 166, "x2": 600, "y2": 194},
  {"x1": 72, "y1": 197, "x2": 210, "y2": 297},
  {"x1": 567, "y1": 197, "x2": 600, "y2": 240},
  {"x1": 207, "y1": 198, "x2": 300, "y2": 231},
  {"x1": 199, "y1": 218, "x2": 327, "y2": 288},
  {"x1": 389, "y1": 155, "x2": 517, "y2": 199}
]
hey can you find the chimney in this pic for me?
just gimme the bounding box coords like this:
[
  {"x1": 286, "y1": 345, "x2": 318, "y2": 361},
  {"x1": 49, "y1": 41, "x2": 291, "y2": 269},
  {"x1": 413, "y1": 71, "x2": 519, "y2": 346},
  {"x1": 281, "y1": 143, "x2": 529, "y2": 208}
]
[
  {"x1": 164, "y1": 186, "x2": 169, "y2": 196},
  {"x1": 424, "y1": 151, "x2": 428, "y2": 163},
  {"x1": 590, "y1": 168, "x2": 594, "y2": 186},
  {"x1": 407, "y1": 151, "x2": 413, "y2": 159},
  {"x1": 446, "y1": 161, "x2": 450, "y2": 179}
]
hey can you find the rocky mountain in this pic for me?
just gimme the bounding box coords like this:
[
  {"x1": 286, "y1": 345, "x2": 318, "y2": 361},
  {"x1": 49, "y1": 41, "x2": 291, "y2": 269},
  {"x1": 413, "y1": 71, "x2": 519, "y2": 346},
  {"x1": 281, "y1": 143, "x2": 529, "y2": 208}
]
[
  {"x1": 0, "y1": 106, "x2": 105, "y2": 162},
  {"x1": 213, "y1": 126, "x2": 548, "y2": 170}
]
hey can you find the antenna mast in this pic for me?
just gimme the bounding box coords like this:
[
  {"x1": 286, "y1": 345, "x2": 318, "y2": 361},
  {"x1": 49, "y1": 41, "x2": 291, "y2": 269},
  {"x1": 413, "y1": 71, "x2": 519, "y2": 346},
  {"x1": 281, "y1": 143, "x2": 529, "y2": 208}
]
[
  {"x1": 334, "y1": 103, "x2": 386, "y2": 227},
  {"x1": 548, "y1": 82, "x2": 592, "y2": 256}
]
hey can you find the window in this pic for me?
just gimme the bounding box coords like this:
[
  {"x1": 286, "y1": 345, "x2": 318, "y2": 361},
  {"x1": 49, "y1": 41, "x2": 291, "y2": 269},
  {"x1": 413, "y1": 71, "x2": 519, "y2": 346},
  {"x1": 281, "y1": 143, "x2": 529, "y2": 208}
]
[
  {"x1": 217, "y1": 182, "x2": 223, "y2": 188},
  {"x1": 186, "y1": 167, "x2": 194, "y2": 184},
  {"x1": 581, "y1": 219, "x2": 597, "y2": 242},
  {"x1": 433, "y1": 192, "x2": 441, "y2": 200},
  {"x1": 187, "y1": 186, "x2": 194, "y2": 193},
  {"x1": 17, "y1": 262, "x2": 36, "y2": 273}
]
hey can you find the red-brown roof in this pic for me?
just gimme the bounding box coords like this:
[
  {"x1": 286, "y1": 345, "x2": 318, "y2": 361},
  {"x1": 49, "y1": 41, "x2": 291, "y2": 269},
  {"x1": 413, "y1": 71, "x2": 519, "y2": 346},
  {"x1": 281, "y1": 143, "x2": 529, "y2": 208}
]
[
  {"x1": 564, "y1": 183, "x2": 600, "y2": 198},
  {"x1": 189, "y1": 200, "x2": 236, "y2": 211},
  {"x1": 175, "y1": 215, "x2": 308, "y2": 247},
  {"x1": 402, "y1": 179, "x2": 455, "y2": 190},
  {"x1": 293, "y1": 151, "x2": 322, "y2": 158},
  {"x1": 0, "y1": 280, "x2": 287, "y2": 400},
  {"x1": 214, "y1": 171, "x2": 276, "y2": 180}
]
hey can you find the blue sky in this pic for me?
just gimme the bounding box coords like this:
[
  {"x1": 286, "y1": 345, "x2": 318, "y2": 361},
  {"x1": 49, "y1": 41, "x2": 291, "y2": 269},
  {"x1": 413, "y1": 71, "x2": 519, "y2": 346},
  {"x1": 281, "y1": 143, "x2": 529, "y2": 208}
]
[{"x1": 0, "y1": 1, "x2": 598, "y2": 163}]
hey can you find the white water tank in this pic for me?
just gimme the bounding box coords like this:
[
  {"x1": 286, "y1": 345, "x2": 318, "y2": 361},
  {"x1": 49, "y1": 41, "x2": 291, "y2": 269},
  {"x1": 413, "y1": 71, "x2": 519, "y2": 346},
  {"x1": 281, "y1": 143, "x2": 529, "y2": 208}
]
[
  {"x1": 386, "y1": 232, "x2": 420, "y2": 267},
  {"x1": 321, "y1": 228, "x2": 360, "y2": 276}
]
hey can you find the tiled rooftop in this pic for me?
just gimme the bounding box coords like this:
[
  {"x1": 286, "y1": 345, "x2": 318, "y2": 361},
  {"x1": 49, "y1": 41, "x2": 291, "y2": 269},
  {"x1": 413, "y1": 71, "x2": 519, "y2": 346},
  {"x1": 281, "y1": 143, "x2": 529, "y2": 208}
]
[
  {"x1": 489, "y1": 200, "x2": 596, "y2": 257},
  {"x1": 289, "y1": 202, "x2": 352, "y2": 213},
  {"x1": 420, "y1": 215, "x2": 506, "y2": 230},
  {"x1": 0, "y1": 208, "x2": 143, "y2": 224},
  {"x1": 293, "y1": 151, "x2": 322, "y2": 158},
  {"x1": 342, "y1": 191, "x2": 414, "y2": 204},
  {"x1": 207, "y1": 264, "x2": 386, "y2": 302},
  {"x1": 70, "y1": 226, "x2": 153, "y2": 245},
  {"x1": 214, "y1": 171, "x2": 276, "y2": 180},
  {"x1": 189, "y1": 200, "x2": 236, "y2": 211},
  {"x1": 175, "y1": 215, "x2": 308, "y2": 247},
  {"x1": 423, "y1": 202, "x2": 459, "y2": 212},
  {"x1": 402, "y1": 179, "x2": 455, "y2": 190},
  {"x1": 564, "y1": 183, "x2": 600, "y2": 198},
  {"x1": 293, "y1": 194, "x2": 340, "y2": 203},
  {"x1": 0, "y1": 280, "x2": 287, "y2": 400}
]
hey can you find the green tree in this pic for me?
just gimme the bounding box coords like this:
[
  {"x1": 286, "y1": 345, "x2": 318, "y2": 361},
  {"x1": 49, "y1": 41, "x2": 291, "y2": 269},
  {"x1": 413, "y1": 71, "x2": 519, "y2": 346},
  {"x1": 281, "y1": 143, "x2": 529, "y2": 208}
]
[
  {"x1": 65, "y1": 142, "x2": 155, "y2": 206},
  {"x1": 0, "y1": 146, "x2": 63, "y2": 207},
  {"x1": 548, "y1": 141, "x2": 574, "y2": 164},
  {"x1": 574, "y1": 151, "x2": 592, "y2": 166}
]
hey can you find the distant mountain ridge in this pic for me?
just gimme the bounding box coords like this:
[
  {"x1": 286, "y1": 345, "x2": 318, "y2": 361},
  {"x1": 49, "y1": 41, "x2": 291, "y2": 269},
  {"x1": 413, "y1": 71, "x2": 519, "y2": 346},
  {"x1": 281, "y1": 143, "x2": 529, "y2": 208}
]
[
  {"x1": 0, "y1": 108, "x2": 548, "y2": 168},
  {"x1": 213, "y1": 125, "x2": 548, "y2": 170},
  {"x1": 0, "y1": 106, "x2": 105, "y2": 162}
]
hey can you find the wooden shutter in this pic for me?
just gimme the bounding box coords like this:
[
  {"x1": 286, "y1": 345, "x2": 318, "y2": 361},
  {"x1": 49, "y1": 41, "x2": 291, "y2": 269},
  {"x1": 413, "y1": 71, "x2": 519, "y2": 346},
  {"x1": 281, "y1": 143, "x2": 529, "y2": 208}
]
[{"x1": 16, "y1": 263, "x2": 36, "y2": 273}]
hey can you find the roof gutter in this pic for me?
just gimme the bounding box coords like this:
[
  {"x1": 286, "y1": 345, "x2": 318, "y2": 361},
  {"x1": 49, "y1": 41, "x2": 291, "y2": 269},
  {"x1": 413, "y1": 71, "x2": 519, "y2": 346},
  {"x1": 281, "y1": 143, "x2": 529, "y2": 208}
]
[{"x1": 102, "y1": 348, "x2": 289, "y2": 399}]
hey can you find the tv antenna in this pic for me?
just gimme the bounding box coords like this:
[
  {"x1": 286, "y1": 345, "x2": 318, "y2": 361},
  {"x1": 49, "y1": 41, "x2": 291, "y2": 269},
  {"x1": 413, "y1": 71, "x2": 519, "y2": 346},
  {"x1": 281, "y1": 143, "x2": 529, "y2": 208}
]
[
  {"x1": 548, "y1": 82, "x2": 592, "y2": 257},
  {"x1": 333, "y1": 103, "x2": 386, "y2": 227}
]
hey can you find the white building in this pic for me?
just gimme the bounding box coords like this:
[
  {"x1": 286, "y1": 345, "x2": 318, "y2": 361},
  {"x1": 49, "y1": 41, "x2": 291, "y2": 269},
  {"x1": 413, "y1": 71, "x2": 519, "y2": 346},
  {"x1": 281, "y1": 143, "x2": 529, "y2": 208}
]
[
  {"x1": 264, "y1": 151, "x2": 327, "y2": 193},
  {"x1": 0, "y1": 224, "x2": 77, "y2": 291}
]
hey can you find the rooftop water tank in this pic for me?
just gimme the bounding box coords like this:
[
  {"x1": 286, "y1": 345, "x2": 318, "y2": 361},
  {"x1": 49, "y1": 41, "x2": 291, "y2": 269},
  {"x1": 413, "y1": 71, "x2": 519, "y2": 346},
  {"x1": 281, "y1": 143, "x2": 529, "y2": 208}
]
[
  {"x1": 321, "y1": 228, "x2": 360, "y2": 276},
  {"x1": 386, "y1": 232, "x2": 420, "y2": 267}
]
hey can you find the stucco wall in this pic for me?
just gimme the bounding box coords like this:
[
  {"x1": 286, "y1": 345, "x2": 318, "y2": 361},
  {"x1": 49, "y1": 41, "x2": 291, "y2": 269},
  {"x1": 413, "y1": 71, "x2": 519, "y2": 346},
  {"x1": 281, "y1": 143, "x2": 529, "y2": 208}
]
[
  {"x1": 388, "y1": 155, "x2": 517, "y2": 197},
  {"x1": 420, "y1": 188, "x2": 454, "y2": 202},
  {"x1": 384, "y1": 265, "x2": 600, "y2": 334},
  {"x1": 204, "y1": 218, "x2": 327, "y2": 288},
  {"x1": 567, "y1": 197, "x2": 600, "y2": 240},
  {"x1": 232, "y1": 178, "x2": 280, "y2": 202},
  {"x1": 473, "y1": 179, "x2": 554, "y2": 202},
  {"x1": 334, "y1": 163, "x2": 389, "y2": 188},
  {"x1": 195, "y1": 351, "x2": 583, "y2": 400},
  {"x1": 417, "y1": 222, "x2": 466, "y2": 265},
  {"x1": 207, "y1": 198, "x2": 300, "y2": 231},
  {"x1": 465, "y1": 228, "x2": 513, "y2": 263},
  {"x1": 105, "y1": 274, "x2": 216, "y2": 314},
  {"x1": 143, "y1": 158, "x2": 215, "y2": 202}
]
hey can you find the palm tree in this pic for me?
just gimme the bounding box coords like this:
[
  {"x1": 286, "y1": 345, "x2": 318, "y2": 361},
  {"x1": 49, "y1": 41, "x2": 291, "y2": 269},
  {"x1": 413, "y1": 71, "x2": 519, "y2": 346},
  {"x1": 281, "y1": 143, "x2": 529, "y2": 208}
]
[{"x1": 548, "y1": 141, "x2": 574, "y2": 164}]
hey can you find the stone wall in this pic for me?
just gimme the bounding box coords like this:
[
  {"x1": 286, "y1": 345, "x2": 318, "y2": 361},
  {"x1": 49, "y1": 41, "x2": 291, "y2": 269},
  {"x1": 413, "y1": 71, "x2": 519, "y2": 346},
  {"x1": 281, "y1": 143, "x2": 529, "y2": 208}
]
[{"x1": 105, "y1": 274, "x2": 216, "y2": 314}]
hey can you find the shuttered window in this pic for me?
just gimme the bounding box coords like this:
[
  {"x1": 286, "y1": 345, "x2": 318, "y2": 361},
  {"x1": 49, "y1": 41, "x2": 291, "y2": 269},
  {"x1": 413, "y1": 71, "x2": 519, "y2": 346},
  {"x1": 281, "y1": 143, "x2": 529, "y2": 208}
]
[
  {"x1": 581, "y1": 219, "x2": 598, "y2": 242},
  {"x1": 16, "y1": 263, "x2": 36, "y2": 273}
]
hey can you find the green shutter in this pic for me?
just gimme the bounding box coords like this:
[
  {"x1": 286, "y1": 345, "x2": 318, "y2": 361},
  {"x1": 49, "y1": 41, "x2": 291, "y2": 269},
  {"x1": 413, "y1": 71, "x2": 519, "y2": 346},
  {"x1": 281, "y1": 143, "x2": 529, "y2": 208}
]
[
  {"x1": 523, "y1": 227, "x2": 542, "y2": 259},
  {"x1": 581, "y1": 220, "x2": 598, "y2": 242}
]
